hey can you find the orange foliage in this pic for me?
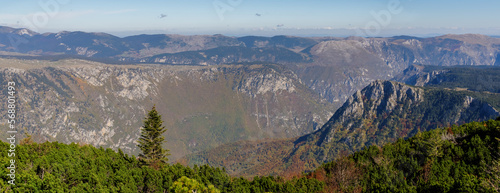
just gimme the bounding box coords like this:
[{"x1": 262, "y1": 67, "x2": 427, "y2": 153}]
[
  {"x1": 447, "y1": 127, "x2": 454, "y2": 135},
  {"x1": 308, "y1": 169, "x2": 326, "y2": 182},
  {"x1": 420, "y1": 159, "x2": 433, "y2": 183},
  {"x1": 323, "y1": 155, "x2": 362, "y2": 193}
]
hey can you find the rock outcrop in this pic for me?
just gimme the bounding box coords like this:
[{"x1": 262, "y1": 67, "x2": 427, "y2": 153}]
[{"x1": 314, "y1": 80, "x2": 499, "y2": 158}]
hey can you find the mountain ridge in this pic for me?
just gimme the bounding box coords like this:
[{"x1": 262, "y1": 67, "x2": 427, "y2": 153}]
[{"x1": 3, "y1": 25, "x2": 500, "y2": 108}]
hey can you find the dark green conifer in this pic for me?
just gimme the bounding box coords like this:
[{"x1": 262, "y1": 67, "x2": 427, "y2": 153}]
[{"x1": 137, "y1": 105, "x2": 170, "y2": 164}]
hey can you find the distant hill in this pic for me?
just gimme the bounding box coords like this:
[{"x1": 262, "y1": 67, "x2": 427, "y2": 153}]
[
  {"x1": 142, "y1": 46, "x2": 311, "y2": 65},
  {"x1": 182, "y1": 80, "x2": 499, "y2": 177},
  {"x1": 0, "y1": 26, "x2": 316, "y2": 62},
  {"x1": 237, "y1": 35, "x2": 318, "y2": 52}
]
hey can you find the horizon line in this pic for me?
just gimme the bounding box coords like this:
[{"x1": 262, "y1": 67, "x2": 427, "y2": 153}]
[{"x1": 1, "y1": 25, "x2": 500, "y2": 38}]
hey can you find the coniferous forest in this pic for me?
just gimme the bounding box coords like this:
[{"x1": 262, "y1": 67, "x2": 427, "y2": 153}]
[
  {"x1": 1, "y1": 118, "x2": 499, "y2": 192},
  {"x1": 0, "y1": 137, "x2": 324, "y2": 192}
]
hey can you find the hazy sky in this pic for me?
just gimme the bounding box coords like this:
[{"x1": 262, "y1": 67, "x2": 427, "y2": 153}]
[{"x1": 1, "y1": 0, "x2": 499, "y2": 37}]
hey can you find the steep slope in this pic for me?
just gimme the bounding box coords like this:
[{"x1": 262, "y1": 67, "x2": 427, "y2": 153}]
[
  {"x1": 0, "y1": 58, "x2": 333, "y2": 161},
  {"x1": 182, "y1": 80, "x2": 499, "y2": 177},
  {"x1": 296, "y1": 38, "x2": 395, "y2": 108}
]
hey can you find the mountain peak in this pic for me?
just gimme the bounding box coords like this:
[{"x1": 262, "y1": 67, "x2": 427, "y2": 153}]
[
  {"x1": 14, "y1": 28, "x2": 38, "y2": 36},
  {"x1": 0, "y1": 26, "x2": 38, "y2": 36},
  {"x1": 328, "y1": 80, "x2": 423, "y2": 124},
  {"x1": 315, "y1": 79, "x2": 497, "y2": 151},
  {"x1": 362, "y1": 80, "x2": 423, "y2": 103}
]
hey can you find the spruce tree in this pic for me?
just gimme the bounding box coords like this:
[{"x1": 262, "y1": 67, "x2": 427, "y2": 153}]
[{"x1": 137, "y1": 105, "x2": 170, "y2": 164}]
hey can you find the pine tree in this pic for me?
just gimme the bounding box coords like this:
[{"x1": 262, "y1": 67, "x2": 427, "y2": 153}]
[{"x1": 137, "y1": 105, "x2": 170, "y2": 164}]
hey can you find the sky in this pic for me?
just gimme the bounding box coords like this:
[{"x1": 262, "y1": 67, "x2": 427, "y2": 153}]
[{"x1": 0, "y1": 0, "x2": 499, "y2": 37}]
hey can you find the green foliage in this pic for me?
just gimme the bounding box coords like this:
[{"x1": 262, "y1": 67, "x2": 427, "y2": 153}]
[
  {"x1": 171, "y1": 176, "x2": 220, "y2": 193},
  {"x1": 0, "y1": 140, "x2": 324, "y2": 192},
  {"x1": 317, "y1": 119, "x2": 500, "y2": 192},
  {"x1": 137, "y1": 105, "x2": 170, "y2": 164}
]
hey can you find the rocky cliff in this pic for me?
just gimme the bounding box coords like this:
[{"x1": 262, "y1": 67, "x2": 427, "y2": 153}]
[
  {"x1": 314, "y1": 80, "x2": 498, "y2": 150},
  {"x1": 0, "y1": 58, "x2": 333, "y2": 160}
]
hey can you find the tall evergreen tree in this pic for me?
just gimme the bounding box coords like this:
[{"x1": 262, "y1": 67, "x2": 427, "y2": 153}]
[{"x1": 137, "y1": 105, "x2": 170, "y2": 164}]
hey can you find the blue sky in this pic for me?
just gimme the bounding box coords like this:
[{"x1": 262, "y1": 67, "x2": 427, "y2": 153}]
[{"x1": 0, "y1": 0, "x2": 499, "y2": 37}]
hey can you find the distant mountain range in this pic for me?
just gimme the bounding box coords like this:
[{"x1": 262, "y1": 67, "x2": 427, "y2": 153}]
[
  {"x1": 2, "y1": 26, "x2": 500, "y2": 108},
  {"x1": 1, "y1": 26, "x2": 500, "y2": 178}
]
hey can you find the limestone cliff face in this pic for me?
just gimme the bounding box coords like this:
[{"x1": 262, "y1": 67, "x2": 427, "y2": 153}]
[
  {"x1": 315, "y1": 80, "x2": 499, "y2": 154},
  {"x1": 0, "y1": 58, "x2": 332, "y2": 160},
  {"x1": 235, "y1": 67, "x2": 297, "y2": 97},
  {"x1": 333, "y1": 80, "x2": 424, "y2": 123}
]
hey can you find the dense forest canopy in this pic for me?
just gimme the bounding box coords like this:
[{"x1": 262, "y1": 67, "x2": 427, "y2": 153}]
[
  {"x1": 1, "y1": 118, "x2": 499, "y2": 192},
  {"x1": 314, "y1": 118, "x2": 500, "y2": 192},
  {"x1": 0, "y1": 139, "x2": 323, "y2": 192}
]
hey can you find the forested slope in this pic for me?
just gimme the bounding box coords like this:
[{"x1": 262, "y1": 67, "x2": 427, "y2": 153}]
[
  {"x1": 1, "y1": 118, "x2": 498, "y2": 192},
  {"x1": 313, "y1": 118, "x2": 500, "y2": 192},
  {"x1": 0, "y1": 140, "x2": 323, "y2": 192}
]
